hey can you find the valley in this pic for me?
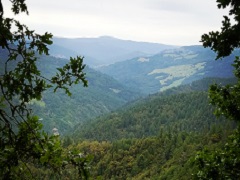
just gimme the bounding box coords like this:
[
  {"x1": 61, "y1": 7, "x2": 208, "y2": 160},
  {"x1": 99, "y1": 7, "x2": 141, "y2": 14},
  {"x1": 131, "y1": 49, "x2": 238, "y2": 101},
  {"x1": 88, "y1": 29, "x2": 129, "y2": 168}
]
[
  {"x1": 3, "y1": 38, "x2": 235, "y2": 134},
  {"x1": 47, "y1": 38, "x2": 239, "y2": 179}
]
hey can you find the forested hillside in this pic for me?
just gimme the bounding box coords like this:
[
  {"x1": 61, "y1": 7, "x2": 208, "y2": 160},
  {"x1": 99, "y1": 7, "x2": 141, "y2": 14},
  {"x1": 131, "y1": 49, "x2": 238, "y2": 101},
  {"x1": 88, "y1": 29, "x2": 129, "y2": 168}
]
[
  {"x1": 68, "y1": 78, "x2": 237, "y2": 179},
  {"x1": 72, "y1": 78, "x2": 236, "y2": 141},
  {"x1": 0, "y1": 49, "x2": 141, "y2": 134},
  {"x1": 98, "y1": 46, "x2": 238, "y2": 94},
  {"x1": 34, "y1": 56, "x2": 142, "y2": 133}
]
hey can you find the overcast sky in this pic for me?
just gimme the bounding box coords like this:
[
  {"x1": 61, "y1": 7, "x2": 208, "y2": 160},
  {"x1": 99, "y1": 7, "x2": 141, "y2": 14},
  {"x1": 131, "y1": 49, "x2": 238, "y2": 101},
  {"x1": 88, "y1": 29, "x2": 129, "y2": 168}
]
[{"x1": 4, "y1": 0, "x2": 229, "y2": 45}]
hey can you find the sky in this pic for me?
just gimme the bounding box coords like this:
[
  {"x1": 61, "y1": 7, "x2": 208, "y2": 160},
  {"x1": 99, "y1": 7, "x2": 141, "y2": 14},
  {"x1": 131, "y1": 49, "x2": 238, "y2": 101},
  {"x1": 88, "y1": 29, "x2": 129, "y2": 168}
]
[{"x1": 3, "y1": 0, "x2": 230, "y2": 46}]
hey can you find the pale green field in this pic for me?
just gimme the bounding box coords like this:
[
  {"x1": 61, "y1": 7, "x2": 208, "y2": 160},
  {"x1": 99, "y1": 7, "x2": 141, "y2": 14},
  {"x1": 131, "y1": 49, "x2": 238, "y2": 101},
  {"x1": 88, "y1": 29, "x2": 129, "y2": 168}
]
[{"x1": 148, "y1": 62, "x2": 206, "y2": 91}]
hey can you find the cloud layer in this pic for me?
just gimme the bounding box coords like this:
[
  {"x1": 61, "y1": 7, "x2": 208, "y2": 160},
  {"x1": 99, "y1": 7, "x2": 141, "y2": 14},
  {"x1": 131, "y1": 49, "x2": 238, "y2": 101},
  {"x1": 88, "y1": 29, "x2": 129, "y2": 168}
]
[{"x1": 4, "y1": 0, "x2": 229, "y2": 45}]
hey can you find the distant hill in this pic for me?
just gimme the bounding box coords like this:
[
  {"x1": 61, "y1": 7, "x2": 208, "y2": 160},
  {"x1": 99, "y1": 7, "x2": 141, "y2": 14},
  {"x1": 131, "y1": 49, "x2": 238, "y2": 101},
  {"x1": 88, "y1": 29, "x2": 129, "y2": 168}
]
[
  {"x1": 50, "y1": 36, "x2": 177, "y2": 66},
  {"x1": 97, "y1": 45, "x2": 238, "y2": 94}
]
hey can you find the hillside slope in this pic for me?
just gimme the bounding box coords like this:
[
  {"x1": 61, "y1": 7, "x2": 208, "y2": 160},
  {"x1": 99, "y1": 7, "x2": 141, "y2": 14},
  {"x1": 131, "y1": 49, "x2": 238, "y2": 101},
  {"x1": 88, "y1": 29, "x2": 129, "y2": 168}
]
[
  {"x1": 72, "y1": 77, "x2": 236, "y2": 141},
  {"x1": 98, "y1": 46, "x2": 238, "y2": 94},
  {"x1": 69, "y1": 78, "x2": 237, "y2": 179},
  {"x1": 0, "y1": 50, "x2": 141, "y2": 134},
  {"x1": 34, "y1": 56, "x2": 142, "y2": 133}
]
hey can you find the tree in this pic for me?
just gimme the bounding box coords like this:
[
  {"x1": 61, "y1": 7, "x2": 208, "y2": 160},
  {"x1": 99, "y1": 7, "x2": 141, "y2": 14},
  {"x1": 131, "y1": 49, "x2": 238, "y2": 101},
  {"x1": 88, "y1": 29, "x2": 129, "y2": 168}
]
[
  {"x1": 194, "y1": 0, "x2": 240, "y2": 179},
  {"x1": 0, "y1": 0, "x2": 91, "y2": 179},
  {"x1": 201, "y1": 0, "x2": 240, "y2": 120}
]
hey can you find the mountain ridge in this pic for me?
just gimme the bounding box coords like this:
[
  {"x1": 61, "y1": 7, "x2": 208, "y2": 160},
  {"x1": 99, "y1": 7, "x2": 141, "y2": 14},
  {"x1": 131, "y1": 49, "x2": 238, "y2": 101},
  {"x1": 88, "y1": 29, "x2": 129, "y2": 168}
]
[{"x1": 50, "y1": 36, "x2": 178, "y2": 66}]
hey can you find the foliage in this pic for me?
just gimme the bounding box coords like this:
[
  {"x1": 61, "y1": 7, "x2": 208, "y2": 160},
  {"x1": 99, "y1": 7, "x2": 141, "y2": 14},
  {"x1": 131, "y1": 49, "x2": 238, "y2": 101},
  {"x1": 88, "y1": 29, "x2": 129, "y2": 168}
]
[
  {"x1": 0, "y1": 0, "x2": 90, "y2": 179},
  {"x1": 70, "y1": 126, "x2": 233, "y2": 180},
  {"x1": 209, "y1": 58, "x2": 240, "y2": 120},
  {"x1": 201, "y1": 0, "x2": 240, "y2": 59},
  {"x1": 194, "y1": 127, "x2": 240, "y2": 179},
  {"x1": 0, "y1": 116, "x2": 63, "y2": 179},
  {"x1": 194, "y1": 0, "x2": 240, "y2": 179},
  {"x1": 201, "y1": 0, "x2": 240, "y2": 121}
]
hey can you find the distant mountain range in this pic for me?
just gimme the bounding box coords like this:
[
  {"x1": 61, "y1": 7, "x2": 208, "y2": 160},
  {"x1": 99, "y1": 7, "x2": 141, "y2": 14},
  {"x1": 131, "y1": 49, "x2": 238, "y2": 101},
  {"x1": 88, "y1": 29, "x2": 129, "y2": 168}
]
[
  {"x1": 50, "y1": 36, "x2": 238, "y2": 95},
  {"x1": 97, "y1": 45, "x2": 238, "y2": 94},
  {"x1": 50, "y1": 36, "x2": 177, "y2": 66}
]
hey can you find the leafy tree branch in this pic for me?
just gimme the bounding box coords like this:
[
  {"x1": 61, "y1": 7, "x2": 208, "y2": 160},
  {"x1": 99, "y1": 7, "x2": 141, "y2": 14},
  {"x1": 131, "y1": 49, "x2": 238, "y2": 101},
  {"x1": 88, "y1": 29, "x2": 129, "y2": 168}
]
[
  {"x1": 194, "y1": 0, "x2": 240, "y2": 179},
  {"x1": 0, "y1": 0, "x2": 90, "y2": 179}
]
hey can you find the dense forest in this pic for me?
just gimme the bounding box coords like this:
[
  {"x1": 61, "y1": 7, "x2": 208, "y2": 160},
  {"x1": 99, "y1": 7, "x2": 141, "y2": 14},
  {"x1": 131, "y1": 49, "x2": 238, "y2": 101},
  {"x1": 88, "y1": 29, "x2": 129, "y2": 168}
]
[
  {"x1": 73, "y1": 83, "x2": 233, "y2": 141},
  {"x1": 65, "y1": 78, "x2": 237, "y2": 179}
]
